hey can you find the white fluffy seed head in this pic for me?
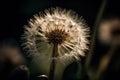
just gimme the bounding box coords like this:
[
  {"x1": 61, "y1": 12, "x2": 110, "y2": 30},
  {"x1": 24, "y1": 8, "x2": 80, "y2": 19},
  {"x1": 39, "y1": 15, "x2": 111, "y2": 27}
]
[{"x1": 21, "y1": 7, "x2": 89, "y2": 62}]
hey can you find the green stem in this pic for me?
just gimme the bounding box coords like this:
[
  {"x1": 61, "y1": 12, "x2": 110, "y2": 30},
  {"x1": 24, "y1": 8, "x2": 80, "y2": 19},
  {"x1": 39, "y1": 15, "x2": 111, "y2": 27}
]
[
  {"x1": 49, "y1": 43, "x2": 58, "y2": 80},
  {"x1": 85, "y1": 0, "x2": 108, "y2": 69}
]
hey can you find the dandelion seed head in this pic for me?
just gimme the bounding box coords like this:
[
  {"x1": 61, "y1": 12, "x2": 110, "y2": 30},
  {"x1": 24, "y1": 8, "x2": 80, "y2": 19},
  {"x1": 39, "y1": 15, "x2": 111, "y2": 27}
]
[
  {"x1": 22, "y1": 7, "x2": 89, "y2": 62},
  {"x1": 45, "y1": 28, "x2": 69, "y2": 44}
]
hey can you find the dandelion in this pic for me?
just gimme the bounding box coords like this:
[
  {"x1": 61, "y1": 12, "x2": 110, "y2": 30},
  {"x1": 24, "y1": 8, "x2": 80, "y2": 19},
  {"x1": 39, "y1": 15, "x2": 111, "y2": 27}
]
[{"x1": 22, "y1": 7, "x2": 89, "y2": 80}]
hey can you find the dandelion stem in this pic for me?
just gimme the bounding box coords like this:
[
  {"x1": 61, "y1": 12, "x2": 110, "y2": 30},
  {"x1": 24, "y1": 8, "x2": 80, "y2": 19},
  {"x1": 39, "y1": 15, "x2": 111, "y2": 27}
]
[{"x1": 49, "y1": 43, "x2": 58, "y2": 80}]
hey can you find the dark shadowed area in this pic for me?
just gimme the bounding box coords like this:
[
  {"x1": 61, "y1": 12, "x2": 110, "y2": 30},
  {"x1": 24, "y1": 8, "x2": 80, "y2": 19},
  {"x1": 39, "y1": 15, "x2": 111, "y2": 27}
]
[
  {"x1": 0, "y1": 0, "x2": 120, "y2": 80},
  {"x1": 0, "y1": 0, "x2": 119, "y2": 39}
]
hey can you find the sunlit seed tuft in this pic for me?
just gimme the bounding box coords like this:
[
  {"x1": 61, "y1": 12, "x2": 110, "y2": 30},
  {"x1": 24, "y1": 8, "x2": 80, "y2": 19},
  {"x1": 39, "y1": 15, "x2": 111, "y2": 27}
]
[{"x1": 21, "y1": 7, "x2": 89, "y2": 62}]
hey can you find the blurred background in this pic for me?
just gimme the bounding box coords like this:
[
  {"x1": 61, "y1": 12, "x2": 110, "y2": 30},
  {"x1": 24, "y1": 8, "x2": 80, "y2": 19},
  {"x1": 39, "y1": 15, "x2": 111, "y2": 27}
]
[
  {"x1": 0, "y1": 0, "x2": 120, "y2": 80},
  {"x1": 0, "y1": 0, "x2": 119, "y2": 39}
]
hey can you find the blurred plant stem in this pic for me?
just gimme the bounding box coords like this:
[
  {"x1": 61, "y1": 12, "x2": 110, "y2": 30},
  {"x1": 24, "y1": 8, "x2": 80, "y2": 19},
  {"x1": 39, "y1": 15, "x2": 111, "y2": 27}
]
[
  {"x1": 49, "y1": 43, "x2": 58, "y2": 80},
  {"x1": 94, "y1": 44, "x2": 117, "y2": 80},
  {"x1": 89, "y1": 41, "x2": 118, "y2": 80},
  {"x1": 85, "y1": 0, "x2": 108, "y2": 69}
]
